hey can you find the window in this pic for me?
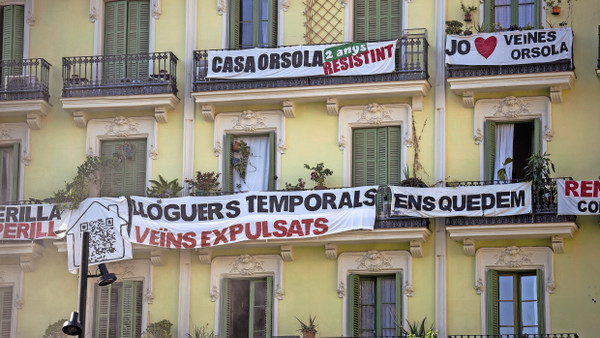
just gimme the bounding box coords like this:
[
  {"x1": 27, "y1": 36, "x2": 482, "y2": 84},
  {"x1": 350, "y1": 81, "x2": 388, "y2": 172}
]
[
  {"x1": 0, "y1": 286, "x2": 12, "y2": 338},
  {"x1": 221, "y1": 277, "x2": 273, "y2": 337},
  {"x1": 354, "y1": 0, "x2": 402, "y2": 42},
  {"x1": 223, "y1": 133, "x2": 275, "y2": 193},
  {"x1": 94, "y1": 280, "x2": 143, "y2": 338},
  {"x1": 485, "y1": 119, "x2": 539, "y2": 181},
  {"x1": 0, "y1": 144, "x2": 18, "y2": 203},
  {"x1": 104, "y1": 0, "x2": 150, "y2": 80},
  {"x1": 487, "y1": 270, "x2": 544, "y2": 335},
  {"x1": 1, "y1": 5, "x2": 24, "y2": 78},
  {"x1": 100, "y1": 139, "x2": 147, "y2": 196},
  {"x1": 353, "y1": 127, "x2": 401, "y2": 187},
  {"x1": 229, "y1": 0, "x2": 277, "y2": 49},
  {"x1": 485, "y1": 0, "x2": 540, "y2": 30},
  {"x1": 348, "y1": 273, "x2": 402, "y2": 337}
]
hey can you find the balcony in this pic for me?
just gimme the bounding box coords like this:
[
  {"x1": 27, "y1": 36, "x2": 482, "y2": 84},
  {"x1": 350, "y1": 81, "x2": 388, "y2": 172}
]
[
  {"x1": 192, "y1": 30, "x2": 430, "y2": 119},
  {"x1": 445, "y1": 179, "x2": 577, "y2": 255},
  {"x1": 0, "y1": 58, "x2": 51, "y2": 130},
  {"x1": 446, "y1": 28, "x2": 575, "y2": 107},
  {"x1": 60, "y1": 52, "x2": 180, "y2": 127},
  {"x1": 449, "y1": 334, "x2": 579, "y2": 338}
]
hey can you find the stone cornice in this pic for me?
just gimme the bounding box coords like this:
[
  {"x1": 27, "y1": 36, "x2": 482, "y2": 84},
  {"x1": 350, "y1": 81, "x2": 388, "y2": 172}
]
[{"x1": 0, "y1": 99, "x2": 52, "y2": 130}]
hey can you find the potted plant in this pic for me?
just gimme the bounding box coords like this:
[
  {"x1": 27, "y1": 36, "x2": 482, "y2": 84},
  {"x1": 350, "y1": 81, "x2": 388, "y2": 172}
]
[
  {"x1": 232, "y1": 139, "x2": 251, "y2": 183},
  {"x1": 445, "y1": 20, "x2": 464, "y2": 35},
  {"x1": 284, "y1": 178, "x2": 306, "y2": 191},
  {"x1": 545, "y1": 0, "x2": 561, "y2": 14},
  {"x1": 295, "y1": 315, "x2": 317, "y2": 338},
  {"x1": 460, "y1": 1, "x2": 478, "y2": 22},
  {"x1": 185, "y1": 171, "x2": 221, "y2": 196},
  {"x1": 524, "y1": 152, "x2": 556, "y2": 204},
  {"x1": 304, "y1": 163, "x2": 333, "y2": 189},
  {"x1": 147, "y1": 175, "x2": 183, "y2": 198},
  {"x1": 463, "y1": 25, "x2": 473, "y2": 35},
  {"x1": 143, "y1": 319, "x2": 173, "y2": 338}
]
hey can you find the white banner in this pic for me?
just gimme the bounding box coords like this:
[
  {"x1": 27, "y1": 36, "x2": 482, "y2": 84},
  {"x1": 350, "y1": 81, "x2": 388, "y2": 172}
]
[
  {"x1": 130, "y1": 187, "x2": 377, "y2": 249},
  {"x1": 0, "y1": 203, "x2": 70, "y2": 240},
  {"x1": 65, "y1": 197, "x2": 132, "y2": 271},
  {"x1": 207, "y1": 40, "x2": 397, "y2": 79},
  {"x1": 390, "y1": 182, "x2": 532, "y2": 217},
  {"x1": 557, "y1": 179, "x2": 600, "y2": 215},
  {"x1": 445, "y1": 28, "x2": 572, "y2": 65}
]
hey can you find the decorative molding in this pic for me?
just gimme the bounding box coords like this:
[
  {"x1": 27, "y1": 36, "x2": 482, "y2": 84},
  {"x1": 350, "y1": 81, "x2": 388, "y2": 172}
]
[
  {"x1": 549, "y1": 86, "x2": 563, "y2": 103},
  {"x1": 210, "y1": 286, "x2": 219, "y2": 301},
  {"x1": 409, "y1": 240, "x2": 423, "y2": 257},
  {"x1": 0, "y1": 99, "x2": 51, "y2": 130},
  {"x1": 202, "y1": 104, "x2": 215, "y2": 121},
  {"x1": 337, "y1": 135, "x2": 346, "y2": 150},
  {"x1": 338, "y1": 251, "x2": 412, "y2": 336},
  {"x1": 412, "y1": 94, "x2": 423, "y2": 111},
  {"x1": 149, "y1": 145, "x2": 158, "y2": 160},
  {"x1": 21, "y1": 150, "x2": 31, "y2": 166},
  {"x1": 229, "y1": 254, "x2": 265, "y2": 275},
  {"x1": 19, "y1": 256, "x2": 34, "y2": 272},
  {"x1": 217, "y1": 0, "x2": 226, "y2": 15},
  {"x1": 25, "y1": 0, "x2": 34, "y2": 25},
  {"x1": 197, "y1": 250, "x2": 212, "y2": 264},
  {"x1": 463, "y1": 91, "x2": 475, "y2": 108},
  {"x1": 357, "y1": 103, "x2": 393, "y2": 125},
  {"x1": 325, "y1": 244, "x2": 337, "y2": 259},
  {"x1": 280, "y1": 246, "x2": 294, "y2": 261},
  {"x1": 155, "y1": 106, "x2": 169, "y2": 123},
  {"x1": 151, "y1": 0, "x2": 161, "y2": 19},
  {"x1": 277, "y1": 139, "x2": 287, "y2": 154},
  {"x1": 495, "y1": 246, "x2": 532, "y2": 268},
  {"x1": 463, "y1": 238, "x2": 475, "y2": 256},
  {"x1": 493, "y1": 96, "x2": 531, "y2": 118},
  {"x1": 89, "y1": 0, "x2": 98, "y2": 22},
  {"x1": 232, "y1": 110, "x2": 267, "y2": 131},
  {"x1": 275, "y1": 284, "x2": 285, "y2": 300},
  {"x1": 475, "y1": 278, "x2": 484, "y2": 295},
  {"x1": 150, "y1": 250, "x2": 163, "y2": 266},
  {"x1": 282, "y1": 100, "x2": 295, "y2": 118},
  {"x1": 474, "y1": 128, "x2": 483, "y2": 145},
  {"x1": 73, "y1": 111, "x2": 88, "y2": 128},
  {"x1": 552, "y1": 235, "x2": 564, "y2": 253},
  {"x1": 326, "y1": 98, "x2": 339, "y2": 115},
  {"x1": 213, "y1": 141, "x2": 222, "y2": 157},
  {"x1": 145, "y1": 289, "x2": 154, "y2": 304},
  {"x1": 280, "y1": 0, "x2": 290, "y2": 11},
  {"x1": 106, "y1": 116, "x2": 140, "y2": 137},
  {"x1": 0, "y1": 123, "x2": 29, "y2": 201}
]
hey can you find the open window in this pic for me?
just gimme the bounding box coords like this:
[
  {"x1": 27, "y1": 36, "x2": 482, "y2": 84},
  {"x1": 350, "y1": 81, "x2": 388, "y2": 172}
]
[
  {"x1": 484, "y1": 0, "x2": 541, "y2": 30},
  {"x1": 229, "y1": 0, "x2": 278, "y2": 49},
  {"x1": 221, "y1": 277, "x2": 273, "y2": 337},
  {"x1": 223, "y1": 133, "x2": 275, "y2": 193}
]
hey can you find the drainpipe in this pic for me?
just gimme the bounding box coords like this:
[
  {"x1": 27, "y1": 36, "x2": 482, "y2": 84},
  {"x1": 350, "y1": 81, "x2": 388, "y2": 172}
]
[{"x1": 434, "y1": 0, "x2": 447, "y2": 336}]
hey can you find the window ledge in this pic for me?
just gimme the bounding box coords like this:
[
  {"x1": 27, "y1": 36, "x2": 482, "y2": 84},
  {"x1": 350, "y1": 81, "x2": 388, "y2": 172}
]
[
  {"x1": 0, "y1": 241, "x2": 44, "y2": 272},
  {"x1": 447, "y1": 71, "x2": 575, "y2": 107},
  {"x1": 60, "y1": 93, "x2": 180, "y2": 127},
  {"x1": 0, "y1": 99, "x2": 52, "y2": 130},
  {"x1": 447, "y1": 222, "x2": 578, "y2": 255}
]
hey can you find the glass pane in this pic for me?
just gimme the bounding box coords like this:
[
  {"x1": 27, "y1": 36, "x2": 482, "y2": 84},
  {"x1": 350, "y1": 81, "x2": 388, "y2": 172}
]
[
  {"x1": 499, "y1": 275, "x2": 514, "y2": 300},
  {"x1": 241, "y1": 0, "x2": 253, "y2": 21},
  {"x1": 499, "y1": 301, "x2": 515, "y2": 325},
  {"x1": 380, "y1": 278, "x2": 396, "y2": 332},
  {"x1": 253, "y1": 281, "x2": 266, "y2": 306},
  {"x1": 522, "y1": 326, "x2": 539, "y2": 334},
  {"x1": 0, "y1": 148, "x2": 12, "y2": 203},
  {"x1": 241, "y1": 22, "x2": 254, "y2": 48},
  {"x1": 521, "y1": 301, "x2": 538, "y2": 326},
  {"x1": 518, "y1": 3, "x2": 535, "y2": 27},
  {"x1": 521, "y1": 275, "x2": 537, "y2": 301},
  {"x1": 381, "y1": 278, "x2": 396, "y2": 303},
  {"x1": 360, "y1": 280, "x2": 375, "y2": 305},
  {"x1": 360, "y1": 305, "x2": 376, "y2": 330},
  {"x1": 231, "y1": 280, "x2": 250, "y2": 337},
  {"x1": 500, "y1": 326, "x2": 515, "y2": 335},
  {"x1": 259, "y1": 0, "x2": 269, "y2": 20},
  {"x1": 258, "y1": 21, "x2": 268, "y2": 47}
]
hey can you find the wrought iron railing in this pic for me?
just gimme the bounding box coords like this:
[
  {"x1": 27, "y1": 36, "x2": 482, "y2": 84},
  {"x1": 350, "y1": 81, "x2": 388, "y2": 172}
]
[
  {"x1": 192, "y1": 30, "x2": 429, "y2": 92},
  {"x1": 0, "y1": 58, "x2": 50, "y2": 101},
  {"x1": 62, "y1": 52, "x2": 178, "y2": 97},
  {"x1": 449, "y1": 334, "x2": 579, "y2": 338},
  {"x1": 446, "y1": 60, "x2": 574, "y2": 78},
  {"x1": 445, "y1": 178, "x2": 575, "y2": 226}
]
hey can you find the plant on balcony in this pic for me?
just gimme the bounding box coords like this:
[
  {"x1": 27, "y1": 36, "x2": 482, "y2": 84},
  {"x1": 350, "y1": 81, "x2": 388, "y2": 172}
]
[
  {"x1": 185, "y1": 171, "x2": 221, "y2": 196},
  {"x1": 463, "y1": 25, "x2": 473, "y2": 35},
  {"x1": 142, "y1": 319, "x2": 173, "y2": 338},
  {"x1": 545, "y1": 0, "x2": 562, "y2": 14},
  {"x1": 392, "y1": 315, "x2": 438, "y2": 338},
  {"x1": 460, "y1": 1, "x2": 478, "y2": 22},
  {"x1": 524, "y1": 152, "x2": 556, "y2": 204},
  {"x1": 496, "y1": 157, "x2": 513, "y2": 181},
  {"x1": 304, "y1": 162, "x2": 333, "y2": 189},
  {"x1": 445, "y1": 20, "x2": 464, "y2": 35},
  {"x1": 232, "y1": 139, "x2": 251, "y2": 183},
  {"x1": 185, "y1": 324, "x2": 216, "y2": 338},
  {"x1": 147, "y1": 175, "x2": 183, "y2": 198},
  {"x1": 295, "y1": 314, "x2": 317, "y2": 338},
  {"x1": 284, "y1": 178, "x2": 306, "y2": 191},
  {"x1": 42, "y1": 318, "x2": 68, "y2": 338}
]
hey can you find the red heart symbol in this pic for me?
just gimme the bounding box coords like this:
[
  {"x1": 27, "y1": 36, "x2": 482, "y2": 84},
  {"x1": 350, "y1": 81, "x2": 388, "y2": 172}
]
[{"x1": 474, "y1": 36, "x2": 497, "y2": 59}]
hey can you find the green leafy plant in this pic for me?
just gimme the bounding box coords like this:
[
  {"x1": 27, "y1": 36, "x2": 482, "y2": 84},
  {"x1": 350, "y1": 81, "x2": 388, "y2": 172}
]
[
  {"x1": 295, "y1": 314, "x2": 317, "y2": 334},
  {"x1": 185, "y1": 324, "x2": 216, "y2": 338},
  {"x1": 445, "y1": 20, "x2": 464, "y2": 35},
  {"x1": 460, "y1": 1, "x2": 478, "y2": 14},
  {"x1": 147, "y1": 175, "x2": 183, "y2": 198},
  {"x1": 232, "y1": 139, "x2": 251, "y2": 183},
  {"x1": 43, "y1": 318, "x2": 69, "y2": 338},
  {"x1": 284, "y1": 178, "x2": 306, "y2": 191},
  {"x1": 524, "y1": 152, "x2": 556, "y2": 202},
  {"x1": 304, "y1": 162, "x2": 333, "y2": 187},
  {"x1": 185, "y1": 171, "x2": 221, "y2": 195},
  {"x1": 143, "y1": 319, "x2": 173, "y2": 338},
  {"x1": 398, "y1": 317, "x2": 438, "y2": 338},
  {"x1": 496, "y1": 157, "x2": 513, "y2": 181}
]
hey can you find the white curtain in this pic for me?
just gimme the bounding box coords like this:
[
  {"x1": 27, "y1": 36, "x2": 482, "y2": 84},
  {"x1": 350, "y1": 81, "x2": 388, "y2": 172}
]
[
  {"x1": 493, "y1": 123, "x2": 514, "y2": 181},
  {"x1": 494, "y1": 0, "x2": 511, "y2": 29},
  {"x1": 233, "y1": 135, "x2": 270, "y2": 192}
]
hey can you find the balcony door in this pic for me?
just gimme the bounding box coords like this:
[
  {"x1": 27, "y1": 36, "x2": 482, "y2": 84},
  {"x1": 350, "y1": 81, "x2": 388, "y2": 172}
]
[
  {"x1": 229, "y1": 0, "x2": 278, "y2": 49},
  {"x1": 354, "y1": 0, "x2": 402, "y2": 42},
  {"x1": 485, "y1": 0, "x2": 541, "y2": 30}
]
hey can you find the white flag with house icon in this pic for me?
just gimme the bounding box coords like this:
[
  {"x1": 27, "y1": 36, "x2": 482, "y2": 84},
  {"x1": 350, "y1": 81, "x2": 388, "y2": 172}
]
[{"x1": 65, "y1": 197, "x2": 132, "y2": 271}]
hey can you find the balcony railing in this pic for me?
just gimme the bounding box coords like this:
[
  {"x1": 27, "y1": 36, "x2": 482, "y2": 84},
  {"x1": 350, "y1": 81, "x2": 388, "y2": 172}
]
[
  {"x1": 447, "y1": 60, "x2": 573, "y2": 78},
  {"x1": 445, "y1": 178, "x2": 575, "y2": 226},
  {"x1": 62, "y1": 52, "x2": 178, "y2": 98},
  {"x1": 0, "y1": 58, "x2": 50, "y2": 101},
  {"x1": 193, "y1": 31, "x2": 429, "y2": 92},
  {"x1": 449, "y1": 334, "x2": 579, "y2": 338}
]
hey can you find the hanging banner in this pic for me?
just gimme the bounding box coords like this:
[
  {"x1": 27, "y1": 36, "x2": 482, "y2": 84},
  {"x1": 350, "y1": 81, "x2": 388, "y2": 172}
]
[
  {"x1": 390, "y1": 182, "x2": 532, "y2": 217},
  {"x1": 0, "y1": 203, "x2": 69, "y2": 240},
  {"x1": 65, "y1": 197, "x2": 132, "y2": 271},
  {"x1": 130, "y1": 187, "x2": 377, "y2": 249},
  {"x1": 445, "y1": 28, "x2": 572, "y2": 65},
  {"x1": 207, "y1": 40, "x2": 397, "y2": 79},
  {"x1": 557, "y1": 179, "x2": 600, "y2": 215}
]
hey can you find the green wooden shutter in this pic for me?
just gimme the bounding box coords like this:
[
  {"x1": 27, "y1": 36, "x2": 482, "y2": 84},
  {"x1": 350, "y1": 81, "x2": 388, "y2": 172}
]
[
  {"x1": 485, "y1": 0, "x2": 494, "y2": 31},
  {"x1": 487, "y1": 270, "x2": 499, "y2": 335},
  {"x1": 221, "y1": 279, "x2": 232, "y2": 337},
  {"x1": 104, "y1": 1, "x2": 128, "y2": 81},
  {"x1": 2, "y1": 5, "x2": 24, "y2": 62},
  {"x1": 376, "y1": 128, "x2": 389, "y2": 185},
  {"x1": 101, "y1": 139, "x2": 147, "y2": 197},
  {"x1": 387, "y1": 127, "x2": 401, "y2": 185},
  {"x1": 229, "y1": 0, "x2": 241, "y2": 49},
  {"x1": 354, "y1": 0, "x2": 367, "y2": 42},
  {"x1": 120, "y1": 281, "x2": 143, "y2": 338},
  {"x1": 268, "y1": 132, "x2": 276, "y2": 191},
  {"x1": 389, "y1": 0, "x2": 402, "y2": 40},
  {"x1": 348, "y1": 274, "x2": 360, "y2": 337},
  {"x1": 10, "y1": 143, "x2": 18, "y2": 202},
  {"x1": 536, "y1": 269, "x2": 545, "y2": 334},
  {"x1": 268, "y1": 0, "x2": 278, "y2": 47},
  {"x1": 0, "y1": 286, "x2": 12, "y2": 338},
  {"x1": 95, "y1": 284, "x2": 112, "y2": 338},
  {"x1": 394, "y1": 272, "x2": 403, "y2": 336},
  {"x1": 265, "y1": 276, "x2": 273, "y2": 337},
  {"x1": 353, "y1": 128, "x2": 377, "y2": 186},
  {"x1": 533, "y1": 118, "x2": 541, "y2": 155},
  {"x1": 354, "y1": 0, "x2": 401, "y2": 42},
  {"x1": 485, "y1": 120, "x2": 497, "y2": 181},
  {"x1": 224, "y1": 134, "x2": 233, "y2": 193},
  {"x1": 126, "y1": 1, "x2": 150, "y2": 79}
]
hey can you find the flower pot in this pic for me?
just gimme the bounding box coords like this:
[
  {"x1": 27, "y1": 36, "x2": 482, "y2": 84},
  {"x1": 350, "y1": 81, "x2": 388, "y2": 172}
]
[
  {"x1": 302, "y1": 331, "x2": 316, "y2": 338},
  {"x1": 464, "y1": 13, "x2": 472, "y2": 22},
  {"x1": 314, "y1": 185, "x2": 327, "y2": 190},
  {"x1": 551, "y1": 6, "x2": 560, "y2": 15},
  {"x1": 463, "y1": 29, "x2": 473, "y2": 36},
  {"x1": 232, "y1": 141, "x2": 241, "y2": 152}
]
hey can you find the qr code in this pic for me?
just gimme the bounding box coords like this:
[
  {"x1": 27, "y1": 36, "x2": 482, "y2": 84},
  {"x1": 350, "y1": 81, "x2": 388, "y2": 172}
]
[{"x1": 81, "y1": 218, "x2": 117, "y2": 263}]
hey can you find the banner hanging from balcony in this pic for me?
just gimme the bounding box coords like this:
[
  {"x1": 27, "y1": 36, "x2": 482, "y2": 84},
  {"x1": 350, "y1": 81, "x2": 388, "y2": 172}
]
[
  {"x1": 389, "y1": 182, "x2": 531, "y2": 217},
  {"x1": 557, "y1": 179, "x2": 600, "y2": 215},
  {"x1": 130, "y1": 186, "x2": 377, "y2": 249},
  {"x1": 206, "y1": 40, "x2": 397, "y2": 79},
  {"x1": 445, "y1": 28, "x2": 572, "y2": 65},
  {"x1": 0, "y1": 203, "x2": 69, "y2": 240}
]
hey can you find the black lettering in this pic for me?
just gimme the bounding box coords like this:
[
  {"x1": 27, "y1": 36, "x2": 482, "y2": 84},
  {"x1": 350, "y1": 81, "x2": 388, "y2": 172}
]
[
  {"x1": 269, "y1": 53, "x2": 280, "y2": 69},
  {"x1": 258, "y1": 54, "x2": 269, "y2": 70},
  {"x1": 511, "y1": 190, "x2": 526, "y2": 207},
  {"x1": 211, "y1": 57, "x2": 223, "y2": 72}
]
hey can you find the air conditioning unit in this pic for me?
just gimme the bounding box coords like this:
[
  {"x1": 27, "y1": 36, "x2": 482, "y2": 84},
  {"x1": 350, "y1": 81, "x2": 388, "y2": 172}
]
[{"x1": 4, "y1": 75, "x2": 38, "y2": 89}]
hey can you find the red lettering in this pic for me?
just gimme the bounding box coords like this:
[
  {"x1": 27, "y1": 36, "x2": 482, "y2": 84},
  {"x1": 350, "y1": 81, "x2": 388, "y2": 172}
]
[
  {"x1": 36, "y1": 222, "x2": 45, "y2": 238},
  {"x1": 229, "y1": 224, "x2": 243, "y2": 242},
  {"x1": 323, "y1": 62, "x2": 333, "y2": 75},
  {"x1": 213, "y1": 228, "x2": 229, "y2": 245},
  {"x1": 594, "y1": 181, "x2": 600, "y2": 198},
  {"x1": 339, "y1": 56, "x2": 349, "y2": 71},
  {"x1": 273, "y1": 220, "x2": 288, "y2": 238},
  {"x1": 301, "y1": 218, "x2": 314, "y2": 235},
  {"x1": 166, "y1": 232, "x2": 182, "y2": 248},
  {"x1": 200, "y1": 231, "x2": 211, "y2": 248},
  {"x1": 0, "y1": 224, "x2": 3, "y2": 236},
  {"x1": 287, "y1": 220, "x2": 304, "y2": 237},
  {"x1": 47, "y1": 221, "x2": 57, "y2": 237},
  {"x1": 385, "y1": 43, "x2": 394, "y2": 58},
  {"x1": 332, "y1": 58, "x2": 340, "y2": 73},
  {"x1": 4, "y1": 223, "x2": 16, "y2": 239},
  {"x1": 375, "y1": 46, "x2": 386, "y2": 62},
  {"x1": 581, "y1": 181, "x2": 593, "y2": 197},
  {"x1": 245, "y1": 222, "x2": 261, "y2": 240},
  {"x1": 182, "y1": 232, "x2": 197, "y2": 248},
  {"x1": 17, "y1": 223, "x2": 29, "y2": 239},
  {"x1": 149, "y1": 230, "x2": 160, "y2": 246},
  {"x1": 135, "y1": 226, "x2": 150, "y2": 243},
  {"x1": 159, "y1": 229, "x2": 166, "y2": 247},
  {"x1": 261, "y1": 221, "x2": 272, "y2": 238},
  {"x1": 353, "y1": 54, "x2": 363, "y2": 67},
  {"x1": 313, "y1": 217, "x2": 329, "y2": 235}
]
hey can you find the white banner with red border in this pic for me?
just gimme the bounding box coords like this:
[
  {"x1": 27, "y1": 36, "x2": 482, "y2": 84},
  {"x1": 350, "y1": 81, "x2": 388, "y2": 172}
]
[
  {"x1": 445, "y1": 28, "x2": 572, "y2": 65},
  {"x1": 130, "y1": 187, "x2": 377, "y2": 249},
  {"x1": 390, "y1": 182, "x2": 532, "y2": 217},
  {"x1": 0, "y1": 203, "x2": 69, "y2": 240},
  {"x1": 557, "y1": 179, "x2": 600, "y2": 215},
  {"x1": 207, "y1": 40, "x2": 397, "y2": 79}
]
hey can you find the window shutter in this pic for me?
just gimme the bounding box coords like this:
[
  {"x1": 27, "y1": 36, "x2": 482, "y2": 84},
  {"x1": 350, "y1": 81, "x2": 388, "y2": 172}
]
[
  {"x1": 376, "y1": 128, "x2": 389, "y2": 185},
  {"x1": 348, "y1": 274, "x2": 360, "y2": 337},
  {"x1": 224, "y1": 134, "x2": 233, "y2": 193},
  {"x1": 353, "y1": 128, "x2": 377, "y2": 186},
  {"x1": 389, "y1": 0, "x2": 402, "y2": 40},
  {"x1": 367, "y1": 0, "x2": 378, "y2": 41},
  {"x1": 101, "y1": 139, "x2": 147, "y2": 197},
  {"x1": 487, "y1": 270, "x2": 499, "y2": 335},
  {"x1": 265, "y1": 276, "x2": 273, "y2": 337},
  {"x1": 485, "y1": 0, "x2": 494, "y2": 31},
  {"x1": 485, "y1": 120, "x2": 496, "y2": 181},
  {"x1": 121, "y1": 281, "x2": 135, "y2": 338},
  {"x1": 2, "y1": 6, "x2": 24, "y2": 63},
  {"x1": 95, "y1": 284, "x2": 112, "y2": 338},
  {"x1": 394, "y1": 271, "x2": 403, "y2": 336},
  {"x1": 221, "y1": 279, "x2": 232, "y2": 337},
  {"x1": 229, "y1": 0, "x2": 241, "y2": 49},
  {"x1": 10, "y1": 143, "x2": 18, "y2": 202},
  {"x1": 387, "y1": 127, "x2": 402, "y2": 185},
  {"x1": 536, "y1": 269, "x2": 545, "y2": 334},
  {"x1": 533, "y1": 0, "x2": 540, "y2": 27},
  {"x1": 354, "y1": 0, "x2": 367, "y2": 42},
  {"x1": 134, "y1": 282, "x2": 143, "y2": 336},
  {"x1": 268, "y1": 132, "x2": 276, "y2": 191},
  {"x1": 126, "y1": 1, "x2": 150, "y2": 79},
  {"x1": 0, "y1": 286, "x2": 12, "y2": 338},
  {"x1": 104, "y1": 1, "x2": 128, "y2": 81},
  {"x1": 533, "y1": 118, "x2": 541, "y2": 155},
  {"x1": 268, "y1": 0, "x2": 278, "y2": 47}
]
